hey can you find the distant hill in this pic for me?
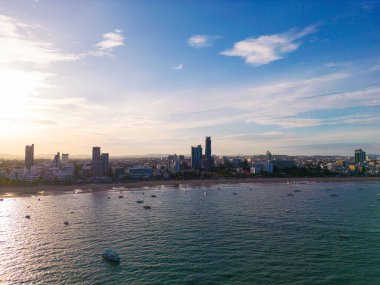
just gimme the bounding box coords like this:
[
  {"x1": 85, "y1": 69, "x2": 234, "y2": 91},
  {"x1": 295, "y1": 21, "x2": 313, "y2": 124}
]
[{"x1": 0, "y1": 154, "x2": 23, "y2": 160}]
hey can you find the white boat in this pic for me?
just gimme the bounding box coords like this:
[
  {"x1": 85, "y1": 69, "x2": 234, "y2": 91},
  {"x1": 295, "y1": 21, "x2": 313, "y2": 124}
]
[{"x1": 102, "y1": 249, "x2": 121, "y2": 262}]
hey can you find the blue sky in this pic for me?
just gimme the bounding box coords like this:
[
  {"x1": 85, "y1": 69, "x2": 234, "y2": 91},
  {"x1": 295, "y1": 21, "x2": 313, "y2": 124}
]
[{"x1": 0, "y1": 0, "x2": 379, "y2": 156}]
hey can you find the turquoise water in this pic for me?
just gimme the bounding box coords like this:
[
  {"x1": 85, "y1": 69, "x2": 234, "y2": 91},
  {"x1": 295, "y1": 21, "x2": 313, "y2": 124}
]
[{"x1": 0, "y1": 182, "x2": 380, "y2": 284}]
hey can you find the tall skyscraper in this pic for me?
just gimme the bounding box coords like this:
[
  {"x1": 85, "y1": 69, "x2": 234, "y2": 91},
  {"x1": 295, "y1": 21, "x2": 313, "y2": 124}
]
[
  {"x1": 205, "y1": 136, "x2": 213, "y2": 169},
  {"x1": 101, "y1": 153, "x2": 109, "y2": 176},
  {"x1": 205, "y1": 136, "x2": 211, "y2": 160},
  {"x1": 25, "y1": 144, "x2": 34, "y2": 171},
  {"x1": 266, "y1": 150, "x2": 272, "y2": 161},
  {"x1": 191, "y1": 145, "x2": 202, "y2": 170},
  {"x1": 92, "y1": 146, "x2": 101, "y2": 177},
  {"x1": 53, "y1": 152, "x2": 60, "y2": 168},
  {"x1": 354, "y1": 149, "x2": 366, "y2": 164},
  {"x1": 61, "y1": 153, "x2": 69, "y2": 164}
]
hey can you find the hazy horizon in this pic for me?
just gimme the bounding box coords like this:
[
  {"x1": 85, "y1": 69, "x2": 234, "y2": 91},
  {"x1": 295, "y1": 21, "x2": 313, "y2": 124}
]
[
  {"x1": 1, "y1": 146, "x2": 378, "y2": 160},
  {"x1": 1, "y1": 0, "x2": 379, "y2": 156}
]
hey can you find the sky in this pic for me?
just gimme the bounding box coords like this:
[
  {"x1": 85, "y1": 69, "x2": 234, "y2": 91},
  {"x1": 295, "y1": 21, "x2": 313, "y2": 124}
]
[{"x1": 0, "y1": 0, "x2": 379, "y2": 157}]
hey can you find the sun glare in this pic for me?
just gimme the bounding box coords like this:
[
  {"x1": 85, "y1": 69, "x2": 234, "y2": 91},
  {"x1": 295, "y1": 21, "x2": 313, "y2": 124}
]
[{"x1": 0, "y1": 68, "x2": 47, "y2": 117}]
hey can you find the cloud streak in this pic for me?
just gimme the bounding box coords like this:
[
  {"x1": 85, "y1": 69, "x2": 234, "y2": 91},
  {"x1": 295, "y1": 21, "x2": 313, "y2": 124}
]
[
  {"x1": 188, "y1": 34, "x2": 219, "y2": 48},
  {"x1": 0, "y1": 15, "x2": 79, "y2": 67},
  {"x1": 0, "y1": 14, "x2": 125, "y2": 65},
  {"x1": 172, "y1": 63, "x2": 184, "y2": 70},
  {"x1": 221, "y1": 24, "x2": 318, "y2": 66},
  {"x1": 94, "y1": 29, "x2": 124, "y2": 56}
]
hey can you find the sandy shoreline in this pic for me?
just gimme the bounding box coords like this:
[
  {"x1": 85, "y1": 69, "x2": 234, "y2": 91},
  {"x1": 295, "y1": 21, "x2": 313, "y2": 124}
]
[{"x1": 0, "y1": 177, "x2": 379, "y2": 198}]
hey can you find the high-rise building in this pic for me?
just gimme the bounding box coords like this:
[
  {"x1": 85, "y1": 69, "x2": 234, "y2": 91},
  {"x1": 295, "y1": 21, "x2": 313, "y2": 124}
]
[
  {"x1": 25, "y1": 144, "x2": 34, "y2": 171},
  {"x1": 191, "y1": 145, "x2": 202, "y2": 170},
  {"x1": 101, "y1": 153, "x2": 109, "y2": 176},
  {"x1": 266, "y1": 150, "x2": 272, "y2": 161},
  {"x1": 168, "y1": 154, "x2": 178, "y2": 163},
  {"x1": 61, "y1": 153, "x2": 69, "y2": 164},
  {"x1": 92, "y1": 146, "x2": 101, "y2": 177},
  {"x1": 354, "y1": 149, "x2": 366, "y2": 164},
  {"x1": 205, "y1": 136, "x2": 211, "y2": 161},
  {"x1": 53, "y1": 152, "x2": 60, "y2": 168},
  {"x1": 205, "y1": 136, "x2": 214, "y2": 169}
]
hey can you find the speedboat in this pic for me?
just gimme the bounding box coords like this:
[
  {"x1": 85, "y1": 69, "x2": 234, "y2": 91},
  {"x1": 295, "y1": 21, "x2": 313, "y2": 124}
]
[{"x1": 102, "y1": 249, "x2": 121, "y2": 262}]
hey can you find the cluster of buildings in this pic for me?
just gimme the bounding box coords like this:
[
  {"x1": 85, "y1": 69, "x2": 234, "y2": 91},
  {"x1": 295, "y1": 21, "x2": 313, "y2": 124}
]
[
  {"x1": 7, "y1": 144, "x2": 75, "y2": 182},
  {"x1": 0, "y1": 140, "x2": 379, "y2": 183},
  {"x1": 191, "y1": 136, "x2": 214, "y2": 170}
]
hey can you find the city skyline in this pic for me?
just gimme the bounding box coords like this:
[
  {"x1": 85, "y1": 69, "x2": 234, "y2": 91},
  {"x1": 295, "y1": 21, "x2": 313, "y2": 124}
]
[
  {"x1": 9, "y1": 140, "x2": 377, "y2": 161},
  {"x1": 0, "y1": 1, "x2": 380, "y2": 156}
]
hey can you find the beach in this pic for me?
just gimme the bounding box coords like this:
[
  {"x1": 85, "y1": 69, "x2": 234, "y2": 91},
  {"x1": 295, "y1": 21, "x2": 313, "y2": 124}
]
[{"x1": 1, "y1": 176, "x2": 379, "y2": 197}]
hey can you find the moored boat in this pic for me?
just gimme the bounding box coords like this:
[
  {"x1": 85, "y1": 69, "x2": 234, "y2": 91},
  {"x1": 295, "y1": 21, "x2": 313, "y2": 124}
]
[{"x1": 102, "y1": 249, "x2": 121, "y2": 262}]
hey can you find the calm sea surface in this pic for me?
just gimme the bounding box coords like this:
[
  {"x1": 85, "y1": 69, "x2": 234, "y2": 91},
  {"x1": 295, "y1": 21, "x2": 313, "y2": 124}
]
[{"x1": 0, "y1": 182, "x2": 380, "y2": 285}]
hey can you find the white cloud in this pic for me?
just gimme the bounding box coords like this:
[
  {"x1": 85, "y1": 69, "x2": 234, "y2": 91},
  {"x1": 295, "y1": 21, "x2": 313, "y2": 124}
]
[
  {"x1": 0, "y1": 15, "x2": 79, "y2": 67},
  {"x1": 93, "y1": 29, "x2": 124, "y2": 56},
  {"x1": 188, "y1": 34, "x2": 219, "y2": 48},
  {"x1": 247, "y1": 72, "x2": 351, "y2": 96},
  {"x1": 172, "y1": 63, "x2": 184, "y2": 70},
  {"x1": 156, "y1": 71, "x2": 378, "y2": 130},
  {"x1": 246, "y1": 117, "x2": 322, "y2": 128},
  {"x1": 0, "y1": 14, "x2": 125, "y2": 62},
  {"x1": 221, "y1": 24, "x2": 318, "y2": 66},
  {"x1": 236, "y1": 73, "x2": 380, "y2": 128},
  {"x1": 370, "y1": 64, "x2": 380, "y2": 72},
  {"x1": 324, "y1": 61, "x2": 352, "y2": 68}
]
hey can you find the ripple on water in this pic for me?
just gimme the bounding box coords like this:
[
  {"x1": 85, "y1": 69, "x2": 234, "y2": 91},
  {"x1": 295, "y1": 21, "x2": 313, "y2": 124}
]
[{"x1": 0, "y1": 182, "x2": 380, "y2": 284}]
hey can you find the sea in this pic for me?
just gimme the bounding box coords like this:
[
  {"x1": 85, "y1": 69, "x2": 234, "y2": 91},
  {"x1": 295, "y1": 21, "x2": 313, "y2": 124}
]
[{"x1": 0, "y1": 181, "x2": 379, "y2": 285}]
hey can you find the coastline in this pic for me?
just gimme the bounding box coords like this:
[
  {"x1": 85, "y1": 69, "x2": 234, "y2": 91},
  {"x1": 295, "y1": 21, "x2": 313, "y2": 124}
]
[{"x1": 0, "y1": 176, "x2": 379, "y2": 198}]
